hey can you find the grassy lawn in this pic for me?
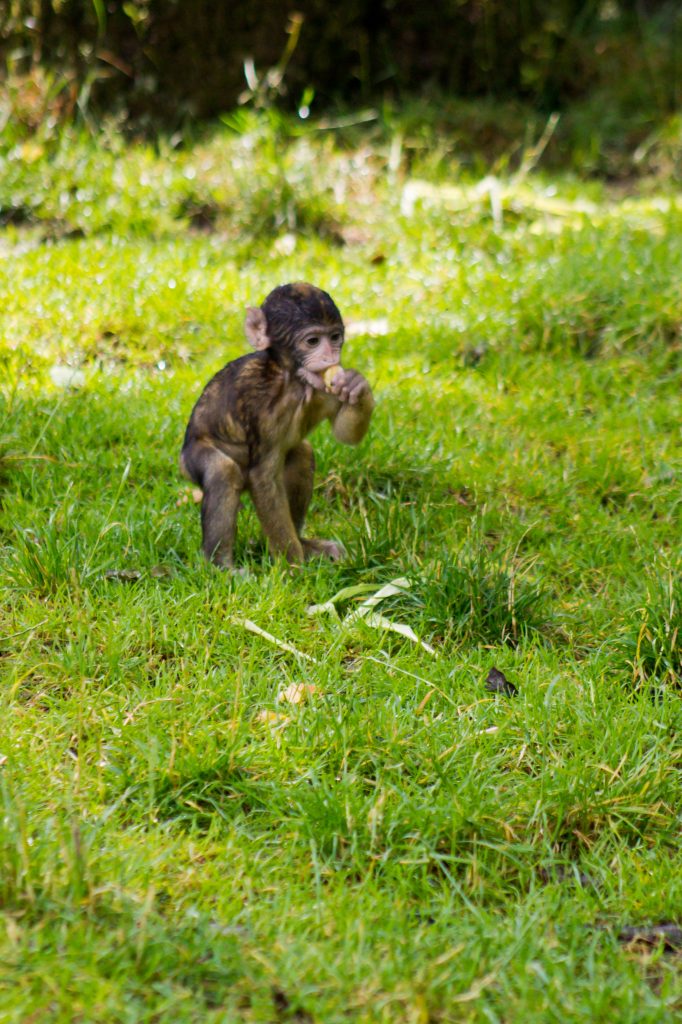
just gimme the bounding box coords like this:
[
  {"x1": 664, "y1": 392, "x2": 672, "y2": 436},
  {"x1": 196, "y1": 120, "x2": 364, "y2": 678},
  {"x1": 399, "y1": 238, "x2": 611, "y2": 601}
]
[{"x1": 1, "y1": 120, "x2": 681, "y2": 1022}]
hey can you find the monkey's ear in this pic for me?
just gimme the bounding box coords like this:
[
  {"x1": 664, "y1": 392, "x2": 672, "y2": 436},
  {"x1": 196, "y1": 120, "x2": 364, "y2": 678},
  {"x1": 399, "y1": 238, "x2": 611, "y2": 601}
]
[{"x1": 245, "y1": 306, "x2": 270, "y2": 350}]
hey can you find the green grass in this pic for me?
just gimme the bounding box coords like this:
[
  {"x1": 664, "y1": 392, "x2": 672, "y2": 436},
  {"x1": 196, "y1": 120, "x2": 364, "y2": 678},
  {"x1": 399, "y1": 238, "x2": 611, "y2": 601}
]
[{"x1": 1, "y1": 117, "x2": 681, "y2": 1022}]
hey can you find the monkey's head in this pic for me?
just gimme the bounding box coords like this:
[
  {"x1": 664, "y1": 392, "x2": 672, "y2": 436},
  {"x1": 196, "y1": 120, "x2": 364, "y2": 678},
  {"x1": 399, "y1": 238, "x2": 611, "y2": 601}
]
[{"x1": 245, "y1": 283, "x2": 344, "y2": 388}]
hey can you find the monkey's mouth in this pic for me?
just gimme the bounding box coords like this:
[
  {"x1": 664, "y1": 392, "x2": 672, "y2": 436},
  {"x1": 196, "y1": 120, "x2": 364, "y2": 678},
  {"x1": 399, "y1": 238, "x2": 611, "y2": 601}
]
[{"x1": 298, "y1": 367, "x2": 329, "y2": 391}]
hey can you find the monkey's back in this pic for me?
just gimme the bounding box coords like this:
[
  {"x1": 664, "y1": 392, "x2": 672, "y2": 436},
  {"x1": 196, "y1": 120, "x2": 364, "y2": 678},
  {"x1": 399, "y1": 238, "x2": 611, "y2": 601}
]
[{"x1": 182, "y1": 352, "x2": 285, "y2": 459}]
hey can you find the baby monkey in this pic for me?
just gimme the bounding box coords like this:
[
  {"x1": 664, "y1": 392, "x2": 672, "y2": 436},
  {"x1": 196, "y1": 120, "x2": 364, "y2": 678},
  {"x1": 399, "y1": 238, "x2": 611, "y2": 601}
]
[{"x1": 180, "y1": 283, "x2": 375, "y2": 567}]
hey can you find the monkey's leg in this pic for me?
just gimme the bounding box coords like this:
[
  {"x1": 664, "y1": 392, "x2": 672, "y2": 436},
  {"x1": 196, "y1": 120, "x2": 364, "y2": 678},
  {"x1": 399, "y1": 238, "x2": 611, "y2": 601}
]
[
  {"x1": 249, "y1": 461, "x2": 305, "y2": 564},
  {"x1": 284, "y1": 442, "x2": 314, "y2": 534},
  {"x1": 183, "y1": 441, "x2": 244, "y2": 567},
  {"x1": 284, "y1": 442, "x2": 345, "y2": 562}
]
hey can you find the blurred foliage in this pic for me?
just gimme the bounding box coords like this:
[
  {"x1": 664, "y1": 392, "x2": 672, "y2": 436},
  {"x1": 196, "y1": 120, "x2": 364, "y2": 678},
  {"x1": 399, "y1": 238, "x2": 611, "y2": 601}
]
[
  {"x1": 0, "y1": 99, "x2": 680, "y2": 255},
  {"x1": 0, "y1": 0, "x2": 680, "y2": 127},
  {"x1": 0, "y1": 111, "x2": 348, "y2": 240}
]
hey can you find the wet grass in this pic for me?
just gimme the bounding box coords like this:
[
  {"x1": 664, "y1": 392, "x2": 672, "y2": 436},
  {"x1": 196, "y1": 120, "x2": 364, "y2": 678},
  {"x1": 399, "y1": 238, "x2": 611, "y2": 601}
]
[{"x1": 0, "y1": 119, "x2": 681, "y2": 1022}]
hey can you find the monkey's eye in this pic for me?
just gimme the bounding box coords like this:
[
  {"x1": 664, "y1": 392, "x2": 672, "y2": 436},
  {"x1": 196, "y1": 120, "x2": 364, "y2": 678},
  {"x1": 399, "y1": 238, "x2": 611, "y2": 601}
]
[
  {"x1": 305, "y1": 336, "x2": 321, "y2": 346},
  {"x1": 330, "y1": 332, "x2": 342, "y2": 344}
]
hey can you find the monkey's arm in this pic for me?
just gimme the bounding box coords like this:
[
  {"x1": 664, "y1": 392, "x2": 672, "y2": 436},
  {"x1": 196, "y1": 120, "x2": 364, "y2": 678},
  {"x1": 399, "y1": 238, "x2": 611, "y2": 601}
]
[{"x1": 329, "y1": 369, "x2": 375, "y2": 445}]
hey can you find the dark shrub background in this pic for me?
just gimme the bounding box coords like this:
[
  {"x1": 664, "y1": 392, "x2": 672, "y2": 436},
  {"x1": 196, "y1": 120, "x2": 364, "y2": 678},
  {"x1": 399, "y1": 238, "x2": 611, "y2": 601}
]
[{"x1": 1, "y1": 1, "x2": 680, "y2": 121}]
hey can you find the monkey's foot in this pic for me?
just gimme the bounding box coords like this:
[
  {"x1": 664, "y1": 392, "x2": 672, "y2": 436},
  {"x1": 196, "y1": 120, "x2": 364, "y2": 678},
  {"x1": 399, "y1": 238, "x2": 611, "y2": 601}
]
[
  {"x1": 206, "y1": 552, "x2": 248, "y2": 575},
  {"x1": 218, "y1": 563, "x2": 251, "y2": 578},
  {"x1": 302, "y1": 538, "x2": 346, "y2": 562}
]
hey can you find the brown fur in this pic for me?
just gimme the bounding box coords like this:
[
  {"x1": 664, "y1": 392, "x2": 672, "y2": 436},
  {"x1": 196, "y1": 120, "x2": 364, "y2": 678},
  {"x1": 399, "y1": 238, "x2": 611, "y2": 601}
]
[{"x1": 181, "y1": 284, "x2": 374, "y2": 567}]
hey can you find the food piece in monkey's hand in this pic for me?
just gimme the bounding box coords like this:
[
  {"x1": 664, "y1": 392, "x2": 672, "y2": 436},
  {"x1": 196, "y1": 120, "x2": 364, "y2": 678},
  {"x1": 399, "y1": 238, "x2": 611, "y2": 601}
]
[
  {"x1": 323, "y1": 364, "x2": 342, "y2": 391},
  {"x1": 180, "y1": 282, "x2": 375, "y2": 569}
]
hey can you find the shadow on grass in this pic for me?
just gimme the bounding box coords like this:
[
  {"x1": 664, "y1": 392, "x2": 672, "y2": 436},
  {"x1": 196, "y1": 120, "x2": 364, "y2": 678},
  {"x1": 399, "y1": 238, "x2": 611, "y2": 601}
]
[{"x1": 114, "y1": 753, "x2": 277, "y2": 833}]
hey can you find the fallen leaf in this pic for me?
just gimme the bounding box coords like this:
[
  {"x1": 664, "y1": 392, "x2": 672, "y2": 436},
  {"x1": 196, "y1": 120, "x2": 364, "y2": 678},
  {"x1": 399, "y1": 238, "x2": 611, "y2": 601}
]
[
  {"x1": 485, "y1": 667, "x2": 518, "y2": 697},
  {"x1": 346, "y1": 578, "x2": 411, "y2": 618},
  {"x1": 103, "y1": 569, "x2": 142, "y2": 582},
  {"x1": 308, "y1": 577, "x2": 436, "y2": 656},
  {"x1": 616, "y1": 924, "x2": 682, "y2": 951},
  {"x1": 307, "y1": 581, "x2": 381, "y2": 616},
  {"x1": 256, "y1": 710, "x2": 290, "y2": 726},
  {"x1": 362, "y1": 611, "x2": 436, "y2": 654},
  {"x1": 278, "y1": 683, "x2": 318, "y2": 705}
]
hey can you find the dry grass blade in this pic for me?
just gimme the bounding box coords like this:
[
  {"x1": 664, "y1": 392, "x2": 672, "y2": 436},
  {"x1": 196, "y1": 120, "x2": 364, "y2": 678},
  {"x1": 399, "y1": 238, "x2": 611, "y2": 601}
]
[
  {"x1": 227, "y1": 617, "x2": 318, "y2": 662},
  {"x1": 361, "y1": 612, "x2": 436, "y2": 655},
  {"x1": 309, "y1": 577, "x2": 435, "y2": 654}
]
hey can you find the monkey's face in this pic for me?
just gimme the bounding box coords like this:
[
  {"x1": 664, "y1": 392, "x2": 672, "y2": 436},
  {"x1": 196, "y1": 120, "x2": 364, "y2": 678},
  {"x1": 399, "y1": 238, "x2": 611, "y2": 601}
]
[
  {"x1": 249, "y1": 283, "x2": 345, "y2": 389},
  {"x1": 295, "y1": 323, "x2": 344, "y2": 375}
]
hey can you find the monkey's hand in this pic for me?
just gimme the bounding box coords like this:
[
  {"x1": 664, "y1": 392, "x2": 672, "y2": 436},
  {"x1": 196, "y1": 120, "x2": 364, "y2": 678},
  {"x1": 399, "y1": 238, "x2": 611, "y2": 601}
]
[
  {"x1": 330, "y1": 370, "x2": 375, "y2": 445},
  {"x1": 329, "y1": 368, "x2": 372, "y2": 407}
]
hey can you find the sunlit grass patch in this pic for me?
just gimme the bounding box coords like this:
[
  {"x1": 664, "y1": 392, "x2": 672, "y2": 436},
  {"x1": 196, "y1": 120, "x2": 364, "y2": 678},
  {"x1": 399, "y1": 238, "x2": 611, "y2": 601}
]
[
  {"x1": 613, "y1": 561, "x2": 682, "y2": 691},
  {"x1": 1, "y1": 121, "x2": 682, "y2": 1022}
]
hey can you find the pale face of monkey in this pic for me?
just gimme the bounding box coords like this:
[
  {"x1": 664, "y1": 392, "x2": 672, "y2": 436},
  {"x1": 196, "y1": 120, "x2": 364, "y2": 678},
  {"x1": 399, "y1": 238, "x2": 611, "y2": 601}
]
[
  {"x1": 297, "y1": 325, "x2": 344, "y2": 374},
  {"x1": 244, "y1": 286, "x2": 345, "y2": 392}
]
